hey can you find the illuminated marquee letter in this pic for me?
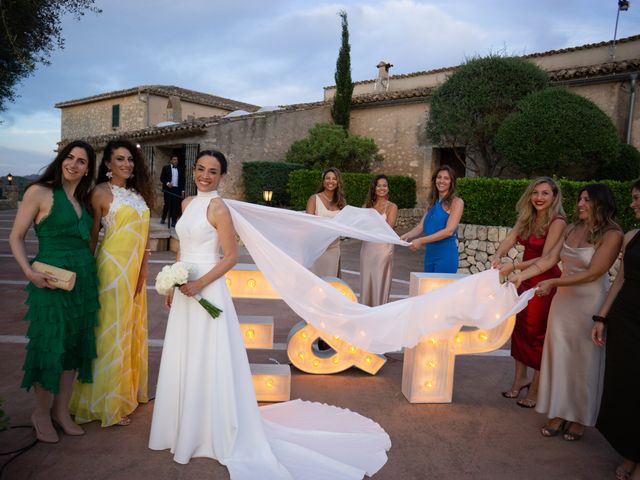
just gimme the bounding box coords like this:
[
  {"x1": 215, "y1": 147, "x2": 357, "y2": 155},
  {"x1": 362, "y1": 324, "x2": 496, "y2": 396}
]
[
  {"x1": 401, "y1": 273, "x2": 516, "y2": 403},
  {"x1": 225, "y1": 266, "x2": 386, "y2": 375},
  {"x1": 287, "y1": 277, "x2": 386, "y2": 375}
]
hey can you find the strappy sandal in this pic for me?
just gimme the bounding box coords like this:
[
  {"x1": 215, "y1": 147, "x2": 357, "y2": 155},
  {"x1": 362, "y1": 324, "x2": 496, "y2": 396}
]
[
  {"x1": 615, "y1": 465, "x2": 633, "y2": 480},
  {"x1": 616, "y1": 463, "x2": 637, "y2": 480},
  {"x1": 502, "y1": 383, "x2": 531, "y2": 399},
  {"x1": 541, "y1": 419, "x2": 566, "y2": 437},
  {"x1": 562, "y1": 422, "x2": 584, "y2": 441},
  {"x1": 116, "y1": 416, "x2": 132, "y2": 426},
  {"x1": 517, "y1": 398, "x2": 536, "y2": 408}
]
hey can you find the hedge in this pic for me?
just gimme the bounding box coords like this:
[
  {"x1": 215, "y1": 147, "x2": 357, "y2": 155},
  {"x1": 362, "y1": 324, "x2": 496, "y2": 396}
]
[
  {"x1": 288, "y1": 170, "x2": 417, "y2": 210},
  {"x1": 242, "y1": 161, "x2": 305, "y2": 206},
  {"x1": 457, "y1": 177, "x2": 638, "y2": 231}
]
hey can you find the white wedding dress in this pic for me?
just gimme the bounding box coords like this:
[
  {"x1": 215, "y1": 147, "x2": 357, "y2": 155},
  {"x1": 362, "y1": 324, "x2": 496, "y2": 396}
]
[{"x1": 149, "y1": 190, "x2": 391, "y2": 480}]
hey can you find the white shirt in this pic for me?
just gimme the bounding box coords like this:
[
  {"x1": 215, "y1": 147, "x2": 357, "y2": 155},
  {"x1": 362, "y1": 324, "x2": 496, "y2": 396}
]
[{"x1": 170, "y1": 165, "x2": 178, "y2": 187}]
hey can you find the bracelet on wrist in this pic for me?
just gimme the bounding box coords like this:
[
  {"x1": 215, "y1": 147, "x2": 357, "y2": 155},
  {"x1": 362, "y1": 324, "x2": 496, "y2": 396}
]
[{"x1": 592, "y1": 315, "x2": 608, "y2": 324}]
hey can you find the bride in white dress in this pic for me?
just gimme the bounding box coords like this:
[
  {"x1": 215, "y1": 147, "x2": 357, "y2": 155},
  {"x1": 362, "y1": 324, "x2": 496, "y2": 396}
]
[{"x1": 149, "y1": 150, "x2": 391, "y2": 480}]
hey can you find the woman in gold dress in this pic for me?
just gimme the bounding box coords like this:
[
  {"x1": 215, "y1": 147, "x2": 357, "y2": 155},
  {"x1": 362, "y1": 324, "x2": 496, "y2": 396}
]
[
  {"x1": 70, "y1": 139, "x2": 155, "y2": 426},
  {"x1": 359, "y1": 175, "x2": 398, "y2": 307}
]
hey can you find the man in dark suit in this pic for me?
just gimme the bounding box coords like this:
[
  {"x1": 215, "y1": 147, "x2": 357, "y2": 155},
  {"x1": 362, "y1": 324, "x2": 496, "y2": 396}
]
[{"x1": 160, "y1": 155, "x2": 184, "y2": 228}]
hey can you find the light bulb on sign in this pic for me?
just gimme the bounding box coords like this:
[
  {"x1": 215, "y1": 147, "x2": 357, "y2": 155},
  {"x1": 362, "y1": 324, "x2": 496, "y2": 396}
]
[
  {"x1": 265, "y1": 379, "x2": 274, "y2": 388},
  {"x1": 246, "y1": 329, "x2": 255, "y2": 339},
  {"x1": 348, "y1": 346, "x2": 357, "y2": 354},
  {"x1": 247, "y1": 279, "x2": 256, "y2": 288}
]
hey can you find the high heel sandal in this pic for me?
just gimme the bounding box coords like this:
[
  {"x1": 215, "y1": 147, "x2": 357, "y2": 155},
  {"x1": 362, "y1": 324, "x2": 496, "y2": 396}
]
[
  {"x1": 51, "y1": 413, "x2": 85, "y2": 436},
  {"x1": 31, "y1": 413, "x2": 60, "y2": 443},
  {"x1": 116, "y1": 415, "x2": 132, "y2": 426},
  {"x1": 516, "y1": 397, "x2": 536, "y2": 408},
  {"x1": 562, "y1": 422, "x2": 584, "y2": 441},
  {"x1": 502, "y1": 383, "x2": 531, "y2": 399},
  {"x1": 541, "y1": 419, "x2": 566, "y2": 437},
  {"x1": 615, "y1": 463, "x2": 635, "y2": 480}
]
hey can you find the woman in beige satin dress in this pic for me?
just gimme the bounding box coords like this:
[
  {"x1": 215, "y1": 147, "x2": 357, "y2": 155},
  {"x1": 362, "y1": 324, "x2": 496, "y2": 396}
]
[
  {"x1": 512, "y1": 184, "x2": 623, "y2": 442},
  {"x1": 360, "y1": 175, "x2": 398, "y2": 307},
  {"x1": 305, "y1": 167, "x2": 346, "y2": 278}
]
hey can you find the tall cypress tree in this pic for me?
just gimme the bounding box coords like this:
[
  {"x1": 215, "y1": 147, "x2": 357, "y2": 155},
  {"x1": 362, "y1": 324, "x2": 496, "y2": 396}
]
[{"x1": 331, "y1": 10, "x2": 353, "y2": 131}]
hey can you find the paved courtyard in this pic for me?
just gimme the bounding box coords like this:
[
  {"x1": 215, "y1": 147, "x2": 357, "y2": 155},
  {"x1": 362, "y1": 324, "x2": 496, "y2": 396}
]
[{"x1": 0, "y1": 210, "x2": 621, "y2": 480}]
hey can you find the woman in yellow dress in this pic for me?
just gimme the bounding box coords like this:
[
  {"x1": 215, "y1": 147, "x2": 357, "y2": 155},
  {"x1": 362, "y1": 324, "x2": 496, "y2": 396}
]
[{"x1": 70, "y1": 139, "x2": 155, "y2": 426}]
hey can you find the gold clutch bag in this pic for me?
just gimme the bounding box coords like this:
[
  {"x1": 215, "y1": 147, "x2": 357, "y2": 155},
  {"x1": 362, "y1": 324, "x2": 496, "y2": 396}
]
[{"x1": 32, "y1": 261, "x2": 77, "y2": 291}]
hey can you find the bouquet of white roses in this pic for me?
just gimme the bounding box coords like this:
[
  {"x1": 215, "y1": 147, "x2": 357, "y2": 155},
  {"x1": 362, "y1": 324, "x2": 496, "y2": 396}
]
[{"x1": 155, "y1": 262, "x2": 222, "y2": 318}]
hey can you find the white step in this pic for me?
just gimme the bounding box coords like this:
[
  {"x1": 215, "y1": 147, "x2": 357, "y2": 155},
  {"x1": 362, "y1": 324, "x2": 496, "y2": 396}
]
[
  {"x1": 250, "y1": 363, "x2": 291, "y2": 402},
  {"x1": 238, "y1": 315, "x2": 274, "y2": 349}
]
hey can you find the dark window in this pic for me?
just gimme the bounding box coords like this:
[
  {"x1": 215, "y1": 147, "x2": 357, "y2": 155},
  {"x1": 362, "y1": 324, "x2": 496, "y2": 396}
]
[
  {"x1": 437, "y1": 147, "x2": 466, "y2": 178},
  {"x1": 111, "y1": 104, "x2": 120, "y2": 129}
]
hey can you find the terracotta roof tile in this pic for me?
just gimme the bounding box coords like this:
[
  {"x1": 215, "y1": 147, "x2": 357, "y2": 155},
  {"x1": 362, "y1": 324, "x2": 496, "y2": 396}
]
[
  {"x1": 55, "y1": 85, "x2": 260, "y2": 112},
  {"x1": 325, "y1": 34, "x2": 640, "y2": 88},
  {"x1": 63, "y1": 102, "x2": 328, "y2": 145}
]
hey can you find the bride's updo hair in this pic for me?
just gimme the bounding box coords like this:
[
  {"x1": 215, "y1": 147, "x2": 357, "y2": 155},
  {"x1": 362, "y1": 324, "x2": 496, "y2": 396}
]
[{"x1": 196, "y1": 150, "x2": 227, "y2": 174}]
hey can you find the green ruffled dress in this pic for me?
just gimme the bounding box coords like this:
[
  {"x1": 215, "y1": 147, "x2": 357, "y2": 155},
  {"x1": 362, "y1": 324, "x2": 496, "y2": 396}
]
[{"x1": 21, "y1": 186, "x2": 99, "y2": 394}]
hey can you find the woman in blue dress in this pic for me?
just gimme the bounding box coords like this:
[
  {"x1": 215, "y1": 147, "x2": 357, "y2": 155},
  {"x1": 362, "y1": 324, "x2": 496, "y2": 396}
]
[{"x1": 400, "y1": 165, "x2": 464, "y2": 273}]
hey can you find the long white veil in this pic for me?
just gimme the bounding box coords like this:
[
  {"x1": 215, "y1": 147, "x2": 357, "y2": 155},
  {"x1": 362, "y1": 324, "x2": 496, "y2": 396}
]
[{"x1": 226, "y1": 200, "x2": 534, "y2": 354}]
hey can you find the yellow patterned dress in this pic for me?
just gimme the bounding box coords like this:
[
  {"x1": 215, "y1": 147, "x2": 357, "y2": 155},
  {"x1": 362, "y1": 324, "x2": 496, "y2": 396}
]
[{"x1": 70, "y1": 184, "x2": 150, "y2": 426}]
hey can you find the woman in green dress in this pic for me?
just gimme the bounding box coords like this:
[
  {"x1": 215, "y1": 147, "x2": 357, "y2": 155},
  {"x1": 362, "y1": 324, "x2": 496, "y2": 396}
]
[{"x1": 9, "y1": 140, "x2": 99, "y2": 443}]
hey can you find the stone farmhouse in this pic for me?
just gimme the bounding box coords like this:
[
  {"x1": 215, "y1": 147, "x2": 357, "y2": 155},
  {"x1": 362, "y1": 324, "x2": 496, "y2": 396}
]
[{"x1": 56, "y1": 35, "x2": 640, "y2": 208}]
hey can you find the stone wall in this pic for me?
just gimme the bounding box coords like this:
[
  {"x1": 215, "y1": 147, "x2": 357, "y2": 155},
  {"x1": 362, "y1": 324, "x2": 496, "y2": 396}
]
[
  {"x1": 61, "y1": 94, "x2": 145, "y2": 140},
  {"x1": 0, "y1": 186, "x2": 19, "y2": 210},
  {"x1": 140, "y1": 104, "x2": 332, "y2": 209},
  {"x1": 350, "y1": 102, "x2": 435, "y2": 203}
]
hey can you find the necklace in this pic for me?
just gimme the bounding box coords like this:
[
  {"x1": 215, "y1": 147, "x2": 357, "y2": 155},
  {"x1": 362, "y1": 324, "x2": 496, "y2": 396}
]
[{"x1": 320, "y1": 191, "x2": 333, "y2": 204}]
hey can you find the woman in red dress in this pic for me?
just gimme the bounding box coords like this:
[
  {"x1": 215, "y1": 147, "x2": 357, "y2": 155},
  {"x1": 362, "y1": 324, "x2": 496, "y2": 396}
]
[{"x1": 491, "y1": 177, "x2": 566, "y2": 408}]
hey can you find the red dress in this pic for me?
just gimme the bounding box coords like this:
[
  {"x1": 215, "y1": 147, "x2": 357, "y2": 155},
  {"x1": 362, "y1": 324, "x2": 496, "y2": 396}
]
[{"x1": 512, "y1": 227, "x2": 562, "y2": 370}]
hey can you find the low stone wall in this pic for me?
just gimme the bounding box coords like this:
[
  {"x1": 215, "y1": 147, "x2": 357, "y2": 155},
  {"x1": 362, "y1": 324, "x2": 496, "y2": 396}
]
[
  {"x1": 455, "y1": 224, "x2": 522, "y2": 274},
  {"x1": 0, "y1": 186, "x2": 19, "y2": 210}
]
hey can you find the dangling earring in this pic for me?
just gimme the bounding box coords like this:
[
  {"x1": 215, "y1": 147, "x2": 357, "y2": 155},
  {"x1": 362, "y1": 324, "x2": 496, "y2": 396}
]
[
  {"x1": 106, "y1": 170, "x2": 113, "y2": 179},
  {"x1": 130, "y1": 172, "x2": 134, "y2": 178}
]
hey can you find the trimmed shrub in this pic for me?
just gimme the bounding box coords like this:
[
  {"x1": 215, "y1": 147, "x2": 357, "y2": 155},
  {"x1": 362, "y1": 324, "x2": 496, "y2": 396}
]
[
  {"x1": 426, "y1": 55, "x2": 548, "y2": 176},
  {"x1": 457, "y1": 177, "x2": 638, "y2": 231},
  {"x1": 495, "y1": 87, "x2": 620, "y2": 180},
  {"x1": 288, "y1": 170, "x2": 416, "y2": 210},
  {"x1": 285, "y1": 123, "x2": 383, "y2": 173},
  {"x1": 242, "y1": 161, "x2": 305, "y2": 206},
  {"x1": 597, "y1": 143, "x2": 640, "y2": 181}
]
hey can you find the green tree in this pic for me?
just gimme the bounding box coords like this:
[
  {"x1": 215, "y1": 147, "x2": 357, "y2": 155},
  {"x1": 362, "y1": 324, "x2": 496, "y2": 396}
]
[
  {"x1": 285, "y1": 123, "x2": 382, "y2": 173},
  {"x1": 495, "y1": 88, "x2": 620, "y2": 180},
  {"x1": 597, "y1": 143, "x2": 640, "y2": 181},
  {"x1": 0, "y1": 0, "x2": 101, "y2": 112},
  {"x1": 330, "y1": 10, "x2": 353, "y2": 130},
  {"x1": 426, "y1": 55, "x2": 548, "y2": 177}
]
